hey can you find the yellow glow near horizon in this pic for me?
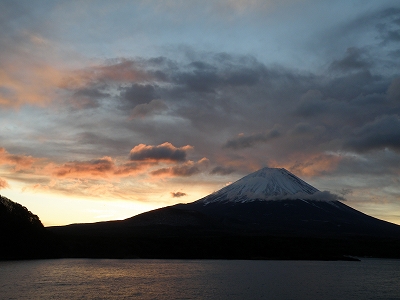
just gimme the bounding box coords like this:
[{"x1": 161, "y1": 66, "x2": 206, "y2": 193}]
[
  {"x1": 0, "y1": 188, "x2": 161, "y2": 227},
  {"x1": 0, "y1": 177, "x2": 219, "y2": 227}
]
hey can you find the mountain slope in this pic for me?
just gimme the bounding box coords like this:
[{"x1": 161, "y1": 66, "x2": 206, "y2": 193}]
[
  {"x1": 131, "y1": 167, "x2": 400, "y2": 238},
  {"x1": 197, "y1": 167, "x2": 320, "y2": 204},
  {"x1": 48, "y1": 167, "x2": 400, "y2": 259}
]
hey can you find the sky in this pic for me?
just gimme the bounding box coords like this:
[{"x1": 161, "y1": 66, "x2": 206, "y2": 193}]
[{"x1": 1, "y1": 0, "x2": 400, "y2": 226}]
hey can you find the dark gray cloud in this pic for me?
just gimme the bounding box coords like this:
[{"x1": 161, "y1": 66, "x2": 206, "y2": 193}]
[
  {"x1": 210, "y1": 166, "x2": 236, "y2": 175},
  {"x1": 376, "y1": 7, "x2": 400, "y2": 44},
  {"x1": 330, "y1": 47, "x2": 371, "y2": 72},
  {"x1": 344, "y1": 114, "x2": 400, "y2": 153},
  {"x1": 294, "y1": 90, "x2": 327, "y2": 117},
  {"x1": 130, "y1": 100, "x2": 168, "y2": 119},
  {"x1": 152, "y1": 165, "x2": 200, "y2": 177},
  {"x1": 171, "y1": 54, "x2": 267, "y2": 94},
  {"x1": 334, "y1": 148, "x2": 400, "y2": 177},
  {"x1": 129, "y1": 143, "x2": 189, "y2": 162},
  {"x1": 77, "y1": 132, "x2": 132, "y2": 154},
  {"x1": 121, "y1": 83, "x2": 158, "y2": 107},
  {"x1": 69, "y1": 88, "x2": 109, "y2": 109},
  {"x1": 290, "y1": 122, "x2": 325, "y2": 138},
  {"x1": 51, "y1": 44, "x2": 400, "y2": 177},
  {"x1": 388, "y1": 77, "x2": 400, "y2": 102},
  {"x1": 223, "y1": 128, "x2": 281, "y2": 150},
  {"x1": 173, "y1": 61, "x2": 218, "y2": 93},
  {"x1": 324, "y1": 70, "x2": 377, "y2": 101}
]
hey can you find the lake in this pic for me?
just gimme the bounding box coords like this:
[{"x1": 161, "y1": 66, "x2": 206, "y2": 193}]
[{"x1": 0, "y1": 258, "x2": 400, "y2": 299}]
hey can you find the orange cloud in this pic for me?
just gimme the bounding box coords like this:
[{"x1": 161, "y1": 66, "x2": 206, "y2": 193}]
[
  {"x1": 0, "y1": 146, "x2": 210, "y2": 200},
  {"x1": 0, "y1": 147, "x2": 37, "y2": 171},
  {"x1": 60, "y1": 59, "x2": 157, "y2": 91},
  {"x1": 0, "y1": 178, "x2": 9, "y2": 189},
  {"x1": 0, "y1": 62, "x2": 65, "y2": 108},
  {"x1": 51, "y1": 156, "x2": 149, "y2": 179},
  {"x1": 0, "y1": 54, "x2": 160, "y2": 109},
  {"x1": 269, "y1": 152, "x2": 342, "y2": 177},
  {"x1": 53, "y1": 156, "x2": 115, "y2": 178}
]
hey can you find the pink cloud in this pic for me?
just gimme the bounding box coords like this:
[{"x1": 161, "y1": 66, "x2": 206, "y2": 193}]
[
  {"x1": 269, "y1": 153, "x2": 342, "y2": 177},
  {"x1": 51, "y1": 156, "x2": 148, "y2": 179},
  {"x1": 0, "y1": 147, "x2": 37, "y2": 171},
  {"x1": 0, "y1": 178, "x2": 9, "y2": 189}
]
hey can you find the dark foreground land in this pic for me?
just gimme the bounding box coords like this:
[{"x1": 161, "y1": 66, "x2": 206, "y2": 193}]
[
  {"x1": 47, "y1": 200, "x2": 400, "y2": 261},
  {"x1": 46, "y1": 224, "x2": 400, "y2": 261},
  {"x1": 3, "y1": 219, "x2": 400, "y2": 261},
  {"x1": 2, "y1": 195, "x2": 400, "y2": 261}
]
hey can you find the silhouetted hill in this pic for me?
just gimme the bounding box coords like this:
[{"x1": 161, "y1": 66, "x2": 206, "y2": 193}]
[{"x1": 0, "y1": 195, "x2": 57, "y2": 260}]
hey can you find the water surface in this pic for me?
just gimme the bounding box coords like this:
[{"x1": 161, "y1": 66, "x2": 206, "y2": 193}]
[{"x1": 1, "y1": 259, "x2": 400, "y2": 299}]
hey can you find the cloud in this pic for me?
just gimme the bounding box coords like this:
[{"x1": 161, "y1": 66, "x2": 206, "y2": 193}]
[
  {"x1": 223, "y1": 128, "x2": 281, "y2": 149},
  {"x1": 129, "y1": 142, "x2": 192, "y2": 162},
  {"x1": 77, "y1": 59, "x2": 158, "y2": 85},
  {"x1": 172, "y1": 54, "x2": 267, "y2": 94},
  {"x1": 0, "y1": 178, "x2": 9, "y2": 189},
  {"x1": 151, "y1": 158, "x2": 209, "y2": 177},
  {"x1": 324, "y1": 70, "x2": 376, "y2": 101},
  {"x1": 53, "y1": 156, "x2": 116, "y2": 178},
  {"x1": 61, "y1": 49, "x2": 393, "y2": 180},
  {"x1": 51, "y1": 156, "x2": 148, "y2": 179},
  {"x1": 294, "y1": 90, "x2": 327, "y2": 117},
  {"x1": 290, "y1": 122, "x2": 325, "y2": 138},
  {"x1": 0, "y1": 64, "x2": 64, "y2": 108},
  {"x1": 130, "y1": 99, "x2": 168, "y2": 119},
  {"x1": 270, "y1": 153, "x2": 343, "y2": 177},
  {"x1": 171, "y1": 191, "x2": 187, "y2": 198},
  {"x1": 344, "y1": 115, "x2": 400, "y2": 153},
  {"x1": 122, "y1": 83, "x2": 158, "y2": 107},
  {"x1": 67, "y1": 88, "x2": 110, "y2": 110},
  {"x1": 330, "y1": 47, "x2": 371, "y2": 72},
  {"x1": 387, "y1": 77, "x2": 400, "y2": 102},
  {"x1": 152, "y1": 165, "x2": 199, "y2": 177},
  {"x1": 375, "y1": 7, "x2": 400, "y2": 45},
  {"x1": 70, "y1": 57, "x2": 173, "y2": 90},
  {"x1": 333, "y1": 149, "x2": 400, "y2": 177},
  {"x1": 210, "y1": 166, "x2": 236, "y2": 175},
  {"x1": 0, "y1": 148, "x2": 37, "y2": 171}
]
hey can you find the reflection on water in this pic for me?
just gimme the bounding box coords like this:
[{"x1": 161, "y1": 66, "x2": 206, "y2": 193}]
[{"x1": 0, "y1": 258, "x2": 400, "y2": 299}]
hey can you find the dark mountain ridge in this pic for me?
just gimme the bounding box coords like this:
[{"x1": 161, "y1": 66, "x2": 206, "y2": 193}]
[{"x1": 48, "y1": 168, "x2": 400, "y2": 260}]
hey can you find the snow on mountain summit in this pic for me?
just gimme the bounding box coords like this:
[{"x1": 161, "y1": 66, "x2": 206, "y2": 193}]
[{"x1": 198, "y1": 167, "x2": 323, "y2": 204}]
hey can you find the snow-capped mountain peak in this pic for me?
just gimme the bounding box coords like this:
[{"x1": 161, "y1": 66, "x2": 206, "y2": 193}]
[{"x1": 198, "y1": 167, "x2": 321, "y2": 204}]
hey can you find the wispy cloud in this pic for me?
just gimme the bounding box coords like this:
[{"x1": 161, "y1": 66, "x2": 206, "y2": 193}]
[
  {"x1": 171, "y1": 191, "x2": 187, "y2": 198},
  {"x1": 0, "y1": 178, "x2": 9, "y2": 189}
]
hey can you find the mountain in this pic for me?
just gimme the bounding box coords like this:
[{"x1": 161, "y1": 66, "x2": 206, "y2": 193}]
[
  {"x1": 48, "y1": 167, "x2": 400, "y2": 260},
  {"x1": 172, "y1": 167, "x2": 400, "y2": 238},
  {"x1": 83, "y1": 167, "x2": 395, "y2": 239},
  {"x1": 197, "y1": 167, "x2": 320, "y2": 204}
]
